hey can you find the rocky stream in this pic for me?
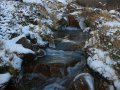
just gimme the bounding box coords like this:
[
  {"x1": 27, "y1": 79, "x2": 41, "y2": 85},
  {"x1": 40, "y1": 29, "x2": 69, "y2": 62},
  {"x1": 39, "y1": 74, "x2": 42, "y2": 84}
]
[
  {"x1": 0, "y1": 0, "x2": 120, "y2": 90},
  {"x1": 5, "y1": 28, "x2": 114, "y2": 90}
]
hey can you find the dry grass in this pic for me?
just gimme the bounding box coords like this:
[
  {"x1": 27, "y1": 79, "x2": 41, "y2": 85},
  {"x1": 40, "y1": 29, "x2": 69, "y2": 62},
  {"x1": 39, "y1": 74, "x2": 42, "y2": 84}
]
[
  {"x1": 76, "y1": 0, "x2": 120, "y2": 10},
  {"x1": 99, "y1": 25, "x2": 110, "y2": 33},
  {"x1": 111, "y1": 39, "x2": 120, "y2": 48},
  {"x1": 82, "y1": 7, "x2": 120, "y2": 62},
  {"x1": 81, "y1": 8, "x2": 112, "y2": 29}
]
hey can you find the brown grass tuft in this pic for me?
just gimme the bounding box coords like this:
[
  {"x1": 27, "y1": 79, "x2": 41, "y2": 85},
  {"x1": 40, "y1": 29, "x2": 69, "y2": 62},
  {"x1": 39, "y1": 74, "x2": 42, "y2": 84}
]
[{"x1": 81, "y1": 8, "x2": 112, "y2": 29}]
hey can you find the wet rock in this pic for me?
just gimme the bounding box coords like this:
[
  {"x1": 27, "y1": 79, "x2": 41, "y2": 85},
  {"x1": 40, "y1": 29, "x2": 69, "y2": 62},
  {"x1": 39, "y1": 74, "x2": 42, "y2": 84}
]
[
  {"x1": 26, "y1": 35, "x2": 37, "y2": 44},
  {"x1": 56, "y1": 30, "x2": 89, "y2": 43},
  {"x1": 54, "y1": 30, "x2": 89, "y2": 51},
  {"x1": 23, "y1": 62, "x2": 37, "y2": 73},
  {"x1": 36, "y1": 49, "x2": 46, "y2": 58},
  {"x1": 29, "y1": 18, "x2": 38, "y2": 25},
  {"x1": 10, "y1": 33, "x2": 19, "y2": 39},
  {"x1": 16, "y1": 36, "x2": 46, "y2": 61},
  {"x1": 16, "y1": 37, "x2": 32, "y2": 49},
  {"x1": 98, "y1": 81, "x2": 110, "y2": 90},
  {"x1": 73, "y1": 73, "x2": 94, "y2": 90},
  {"x1": 13, "y1": 73, "x2": 46, "y2": 90},
  {"x1": 67, "y1": 62, "x2": 86, "y2": 77},
  {"x1": 67, "y1": 15, "x2": 80, "y2": 28},
  {"x1": 88, "y1": 67, "x2": 114, "y2": 90}
]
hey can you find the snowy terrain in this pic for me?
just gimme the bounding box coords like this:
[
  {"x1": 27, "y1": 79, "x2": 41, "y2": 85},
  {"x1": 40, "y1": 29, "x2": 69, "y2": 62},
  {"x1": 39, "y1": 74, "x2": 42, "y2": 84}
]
[
  {"x1": 0, "y1": 0, "x2": 73, "y2": 87},
  {"x1": 0, "y1": 0, "x2": 120, "y2": 89},
  {"x1": 82, "y1": 8, "x2": 120, "y2": 90}
]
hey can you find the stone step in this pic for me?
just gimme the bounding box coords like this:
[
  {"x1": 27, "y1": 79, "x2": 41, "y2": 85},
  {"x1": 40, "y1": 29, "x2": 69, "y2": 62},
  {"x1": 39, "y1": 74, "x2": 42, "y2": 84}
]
[
  {"x1": 54, "y1": 38, "x2": 82, "y2": 51},
  {"x1": 55, "y1": 30, "x2": 89, "y2": 42},
  {"x1": 53, "y1": 30, "x2": 90, "y2": 51}
]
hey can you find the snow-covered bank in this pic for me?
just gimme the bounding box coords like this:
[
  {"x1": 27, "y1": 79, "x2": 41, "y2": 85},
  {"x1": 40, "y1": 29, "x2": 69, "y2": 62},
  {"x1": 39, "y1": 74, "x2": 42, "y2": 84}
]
[
  {"x1": 82, "y1": 8, "x2": 120, "y2": 89},
  {"x1": 0, "y1": 0, "x2": 55, "y2": 87}
]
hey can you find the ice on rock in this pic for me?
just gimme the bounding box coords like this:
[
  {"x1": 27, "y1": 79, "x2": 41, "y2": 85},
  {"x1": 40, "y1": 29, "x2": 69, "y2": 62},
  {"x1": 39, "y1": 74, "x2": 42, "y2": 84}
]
[
  {"x1": 114, "y1": 80, "x2": 120, "y2": 90},
  {"x1": 73, "y1": 73, "x2": 94, "y2": 90},
  {"x1": 0, "y1": 73, "x2": 12, "y2": 87},
  {"x1": 22, "y1": 26, "x2": 30, "y2": 36},
  {"x1": 43, "y1": 83, "x2": 65, "y2": 90},
  {"x1": 4, "y1": 39, "x2": 35, "y2": 54},
  {"x1": 11, "y1": 55, "x2": 23, "y2": 70}
]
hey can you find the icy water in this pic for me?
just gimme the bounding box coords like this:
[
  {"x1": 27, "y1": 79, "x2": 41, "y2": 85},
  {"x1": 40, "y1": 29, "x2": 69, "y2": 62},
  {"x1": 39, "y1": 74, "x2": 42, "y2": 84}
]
[{"x1": 5, "y1": 29, "x2": 112, "y2": 90}]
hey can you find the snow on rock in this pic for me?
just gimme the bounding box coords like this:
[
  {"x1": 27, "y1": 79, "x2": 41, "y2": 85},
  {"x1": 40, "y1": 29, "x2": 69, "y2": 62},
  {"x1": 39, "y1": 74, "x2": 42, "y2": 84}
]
[
  {"x1": 114, "y1": 80, "x2": 120, "y2": 90},
  {"x1": 82, "y1": 8, "x2": 120, "y2": 89},
  {"x1": 105, "y1": 21, "x2": 120, "y2": 27},
  {"x1": 0, "y1": 40, "x2": 23, "y2": 70},
  {"x1": 0, "y1": 1, "x2": 55, "y2": 88},
  {"x1": 0, "y1": 0, "x2": 53, "y2": 45},
  {"x1": 23, "y1": 0, "x2": 43, "y2": 4},
  {"x1": 87, "y1": 48, "x2": 120, "y2": 89},
  {"x1": 23, "y1": 0, "x2": 72, "y2": 5},
  {"x1": 57, "y1": 0, "x2": 68, "y2": 4},
  {"x1": 0, "y1": 73, "x2": 12, "y2": 87},
  {"x1": 0, "y1": 0, "x2": 79, "y2": 89},
  {"x1": 22, "y1": 26, "x2": 48, "y2": 46},
  {"x1": 106, "y1": 28, "x2": 120, "y2": 37},
  {"x1": 0, "y1": 53, "x2": 22, "y2": 73},
  {"x1": 4, "y1": 38, "x2": 35, "y2": 54},
  {"x1": 78, "y1": 16, "x2": 86, "y2": 30},
  {"x1": 0, "y1": 0, "x2": 21, "y2": 40},
  {"x1": 87, "y1": 48, "x2": 118, "y2": 81},
  {"x1": 10, "y1": 55, "x2": 23, "y2": 70}
]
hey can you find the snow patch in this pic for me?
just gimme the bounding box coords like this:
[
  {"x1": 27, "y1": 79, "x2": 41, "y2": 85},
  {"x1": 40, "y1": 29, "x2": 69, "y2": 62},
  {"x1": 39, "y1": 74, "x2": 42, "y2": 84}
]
[
  {"x1": 0, "y1": 73, "x2": 12, "y2": 87},
  {"x1": 4, "y1": 39, "x2": 35, "y2": 54},
  {"x1": 87, "y1": 48, "x2": 118, "y2": 81},
  {"x1": 105, "y1": 21, "x2": 120, "y2": 27},
  {"x1": 114, "y1": 80, "x2": 120, "y2": 90},
  {"x1": 11, "y1": 55, "x2": 23, "y2": 70},
  {"x1": 23, "y1": 0, "x2": 43, "y2": 4}
]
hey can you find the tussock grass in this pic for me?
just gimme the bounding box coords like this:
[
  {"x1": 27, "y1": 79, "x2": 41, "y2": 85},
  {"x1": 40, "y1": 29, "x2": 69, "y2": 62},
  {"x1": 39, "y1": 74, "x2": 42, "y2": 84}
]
[{"x1": 81, "y1": 8, "x2": 112, "y2": 29}]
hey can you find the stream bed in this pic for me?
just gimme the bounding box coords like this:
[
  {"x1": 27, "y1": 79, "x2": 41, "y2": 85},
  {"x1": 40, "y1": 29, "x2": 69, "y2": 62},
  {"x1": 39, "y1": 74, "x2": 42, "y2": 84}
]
[{"x1": 5, "y1": 29, "x2": 113, "y2": 90}]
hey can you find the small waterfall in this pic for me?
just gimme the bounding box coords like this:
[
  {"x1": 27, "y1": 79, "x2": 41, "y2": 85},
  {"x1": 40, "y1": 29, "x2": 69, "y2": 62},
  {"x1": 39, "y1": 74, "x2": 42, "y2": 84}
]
[{"x1": 49, "y1": 40, "x2": 56, "y2": 48}]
